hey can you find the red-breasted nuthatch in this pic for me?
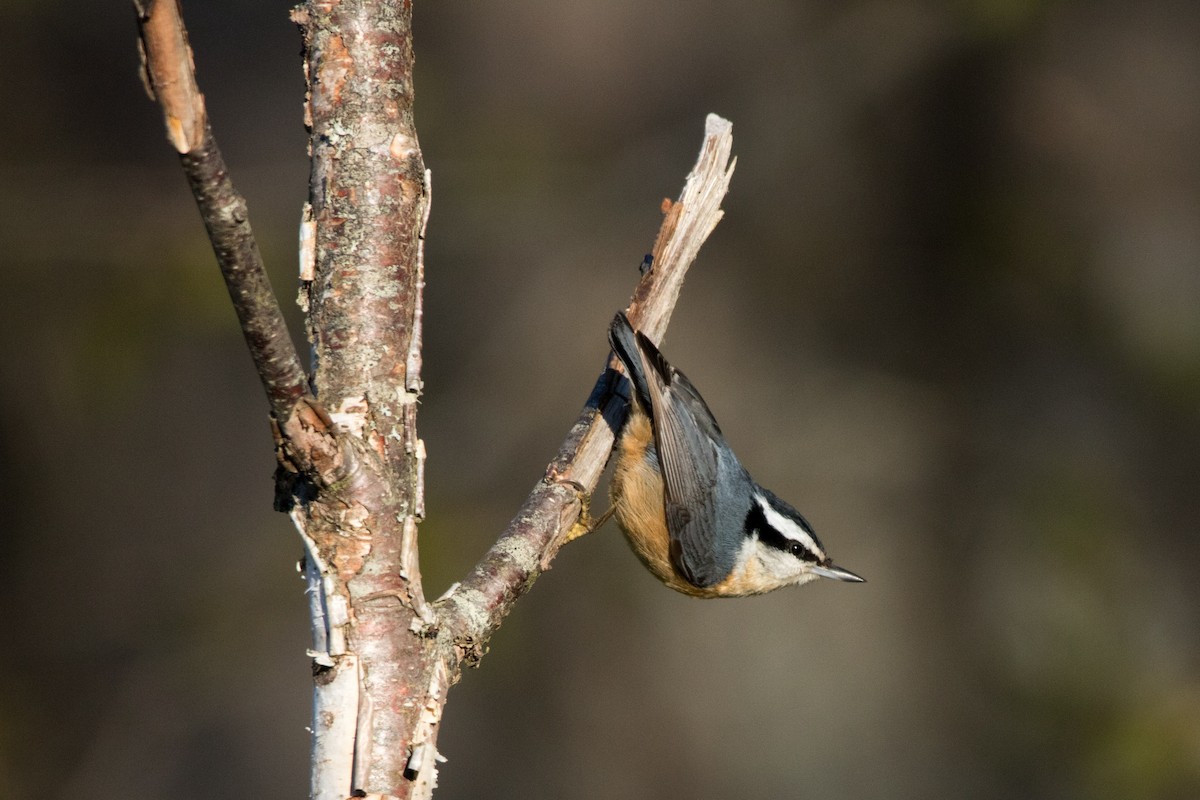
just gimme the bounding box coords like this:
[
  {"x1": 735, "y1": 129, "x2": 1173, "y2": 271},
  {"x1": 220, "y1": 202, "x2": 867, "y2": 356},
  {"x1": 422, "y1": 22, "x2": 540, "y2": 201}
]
[{"x1": 608, "y1": 312, "x2": 864, "y2": 597}]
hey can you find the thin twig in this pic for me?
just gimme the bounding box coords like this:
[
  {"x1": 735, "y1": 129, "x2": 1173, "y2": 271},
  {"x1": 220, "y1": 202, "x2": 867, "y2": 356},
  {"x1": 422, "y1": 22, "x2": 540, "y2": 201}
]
[
  {"x1": 135, "y1": 0, "x2": 308, "y2": 420},
  {"x1": 437, "y1": 114, "x2": 737, "y2": 648}
]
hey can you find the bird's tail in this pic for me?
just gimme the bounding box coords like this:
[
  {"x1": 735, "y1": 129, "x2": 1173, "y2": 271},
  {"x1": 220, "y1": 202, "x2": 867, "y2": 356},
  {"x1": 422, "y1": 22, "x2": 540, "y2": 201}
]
[{"x1": 608, "y1": 312, "x2": 655, "y2": 412}]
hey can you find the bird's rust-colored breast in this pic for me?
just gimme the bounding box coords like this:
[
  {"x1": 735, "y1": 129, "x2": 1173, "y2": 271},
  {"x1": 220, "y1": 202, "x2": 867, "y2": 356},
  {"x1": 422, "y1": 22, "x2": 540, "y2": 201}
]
[{"x1": 610, "y1": 410, "x2": 750, "y2": 598}]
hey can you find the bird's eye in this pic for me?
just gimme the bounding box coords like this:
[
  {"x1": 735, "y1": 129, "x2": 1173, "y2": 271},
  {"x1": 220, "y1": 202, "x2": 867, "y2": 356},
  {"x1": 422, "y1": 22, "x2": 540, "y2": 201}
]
[{"x1": 789, "y1": 542, "x2": 805, "y2": 558}]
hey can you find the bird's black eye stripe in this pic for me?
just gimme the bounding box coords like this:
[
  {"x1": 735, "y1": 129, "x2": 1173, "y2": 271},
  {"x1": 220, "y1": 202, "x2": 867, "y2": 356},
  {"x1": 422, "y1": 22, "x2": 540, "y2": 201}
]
[{"x1": 744, "y1": 504, "x2": 819, "y2": 562}]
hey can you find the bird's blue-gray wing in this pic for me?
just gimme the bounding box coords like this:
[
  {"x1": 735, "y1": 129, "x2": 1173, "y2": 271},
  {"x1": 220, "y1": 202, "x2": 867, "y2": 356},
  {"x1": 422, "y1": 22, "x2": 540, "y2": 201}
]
[{"x1": 632, "y1": 332, "x2": 735, "y2": 587}]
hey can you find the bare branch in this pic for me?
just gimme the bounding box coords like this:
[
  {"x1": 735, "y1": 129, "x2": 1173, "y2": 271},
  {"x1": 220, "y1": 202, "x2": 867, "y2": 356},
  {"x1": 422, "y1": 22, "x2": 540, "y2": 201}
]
[
  {"x1": 137, "y1": 5, "x2": 734, "y2": 794},
  {"x1": 438, "y1": 114, "x2": 737, "y2": 648},
  {"x1": 631, "y1": 115, "x2": 737, "y2": 343},
  {"x1": 139, "y1": 3, "x2": 431, "y2": 796},
  {"x1": 135, "y1": 0, "x2": 308, "y2": 420}
]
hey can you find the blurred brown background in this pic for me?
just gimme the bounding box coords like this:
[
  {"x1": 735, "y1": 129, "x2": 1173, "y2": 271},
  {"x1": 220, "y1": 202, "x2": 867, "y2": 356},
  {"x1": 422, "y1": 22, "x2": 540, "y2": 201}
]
[{"x1": 3, "y1": 1, "x2": 1199, "y2": 798}]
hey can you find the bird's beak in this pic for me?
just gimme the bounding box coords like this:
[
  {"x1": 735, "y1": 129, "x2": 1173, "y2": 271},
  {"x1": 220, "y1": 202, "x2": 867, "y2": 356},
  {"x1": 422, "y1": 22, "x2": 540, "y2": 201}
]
[{"x1": 810, "y1": 562, "x2": 865, "y2": 583}]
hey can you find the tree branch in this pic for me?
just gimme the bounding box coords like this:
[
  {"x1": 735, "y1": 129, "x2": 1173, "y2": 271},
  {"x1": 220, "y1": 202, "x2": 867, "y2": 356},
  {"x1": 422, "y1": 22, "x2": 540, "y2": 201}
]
[
  {"x1": 137, "y1": 3, "x2": 734, "y2": 795},
  {"x1": 135, "y1": 0, "x2": 308, "y2": 420},
  {"x1": 138, "y1": 3, "x2": 430, "y2": 797},
  {"x1": 437, "y1": 114, "x2": 737, "y2": 654}
]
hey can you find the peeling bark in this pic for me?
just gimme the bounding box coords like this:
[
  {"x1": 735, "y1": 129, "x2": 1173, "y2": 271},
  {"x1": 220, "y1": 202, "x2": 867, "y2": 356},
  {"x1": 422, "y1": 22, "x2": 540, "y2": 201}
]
[
  {"x1": 292, "y1": 2, "x2": 432, "y2": 796},
  {"x1": 137, "y1": 1, "x2": 734, "y2": 796}
]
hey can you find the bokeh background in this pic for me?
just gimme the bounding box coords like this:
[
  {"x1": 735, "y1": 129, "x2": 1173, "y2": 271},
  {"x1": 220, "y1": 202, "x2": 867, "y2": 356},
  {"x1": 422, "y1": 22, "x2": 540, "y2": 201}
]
[{"x1": 3, "y1": 1, "x2": 1199, "y2": 797}]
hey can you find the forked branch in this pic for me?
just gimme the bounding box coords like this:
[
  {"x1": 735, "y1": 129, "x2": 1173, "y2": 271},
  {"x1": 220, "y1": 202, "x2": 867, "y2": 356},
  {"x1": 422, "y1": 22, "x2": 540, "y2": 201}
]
[{"x1": 136, "y1": 2, "x2": 736, "y2": 796}]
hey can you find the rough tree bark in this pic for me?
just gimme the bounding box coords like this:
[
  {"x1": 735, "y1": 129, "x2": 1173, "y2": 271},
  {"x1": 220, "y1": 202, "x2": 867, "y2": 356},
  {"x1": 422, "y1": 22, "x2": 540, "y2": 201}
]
[{"x1": 135, "y1": 1, "x2": 735, "y2": 798}]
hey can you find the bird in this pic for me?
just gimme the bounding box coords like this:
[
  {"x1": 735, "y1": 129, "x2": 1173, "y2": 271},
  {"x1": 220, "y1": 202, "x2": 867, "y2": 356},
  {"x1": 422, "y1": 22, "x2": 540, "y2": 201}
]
[{"x1": 606, "y1": 311, "x2": 863, "y2": 597}]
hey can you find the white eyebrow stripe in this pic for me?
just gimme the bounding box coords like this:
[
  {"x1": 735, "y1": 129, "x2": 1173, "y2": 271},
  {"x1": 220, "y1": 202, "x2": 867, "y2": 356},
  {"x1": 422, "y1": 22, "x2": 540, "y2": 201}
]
[{"x1": 757, "y1": 496, "x2": 823, "y2": 558}]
